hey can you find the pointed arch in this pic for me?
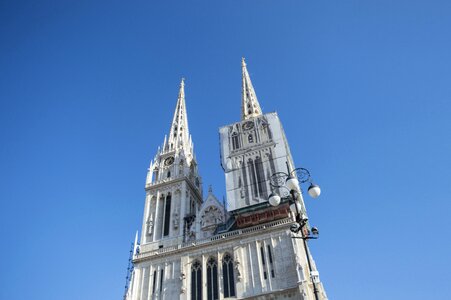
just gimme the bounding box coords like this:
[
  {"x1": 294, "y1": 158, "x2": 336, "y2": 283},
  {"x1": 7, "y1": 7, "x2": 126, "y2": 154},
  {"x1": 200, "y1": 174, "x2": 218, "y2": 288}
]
[
  {"x1": 206, "y1": 257, "x2": 219, "y2": 300},
  {"x1": 255, "y1": 156, "x2": 268, "y2": 198},
  {"x1": 231, "y1": 132, "x2": 240, "y2": 150},
  {"x1": 248, "y1": 158, "x2": 258, "y2": 198},
  {"x1": 162, "y1": 193, "x2": 171, "y2": 237},
  {"x1": 222, "y1": 253, "x2": 236, "y2": 297},
  {"x1": 191, "y1": 260, "x2": 202, "y2": 300}
]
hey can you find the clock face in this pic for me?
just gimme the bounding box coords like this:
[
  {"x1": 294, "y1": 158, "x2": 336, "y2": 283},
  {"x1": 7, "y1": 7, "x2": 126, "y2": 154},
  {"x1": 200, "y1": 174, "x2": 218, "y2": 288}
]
[
  {"x1": 164, "y1": 156, "x2": 174, "y2": 166},
  {"x1": 242, "y1": 121, "x2": 254, "y2": 130}
]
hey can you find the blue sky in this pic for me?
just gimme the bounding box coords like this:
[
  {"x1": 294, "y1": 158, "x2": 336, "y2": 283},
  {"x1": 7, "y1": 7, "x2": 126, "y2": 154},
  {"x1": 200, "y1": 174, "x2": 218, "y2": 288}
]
[{"x1": 1, "y1": 0, "x2": 451, "y2": 299}]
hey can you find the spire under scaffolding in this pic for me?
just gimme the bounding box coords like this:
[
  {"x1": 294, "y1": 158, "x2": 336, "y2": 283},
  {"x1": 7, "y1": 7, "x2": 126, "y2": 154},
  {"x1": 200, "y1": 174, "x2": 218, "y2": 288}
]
[{"x1": 241, "y1": 58, "x2": 262, "y2": 120}]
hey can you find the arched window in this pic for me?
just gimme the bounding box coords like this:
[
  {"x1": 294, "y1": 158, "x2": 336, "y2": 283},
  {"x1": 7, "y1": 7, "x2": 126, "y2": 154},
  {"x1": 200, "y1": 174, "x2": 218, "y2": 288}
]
[
  {"x1": 162, "y1": 194, "x2": 171, "y2": 237},
  {"x1": 260, "y1": 246, "x2": 267, "y2": 279},
  {"x1": 231, "y1": 132, "x2": 240, "y2": 150},
  {"x1": 152, "y1": 270, "x2": 157, "y2": 295},
  {"x1": 248, "y1": 159, "x2": 258, "y2": 198},
  {"x1": 222, "y1": 254, "x2": 236, "y2": 297},
  {"x1": 206, "y1": 257, "x2": 218, "y2": 300},
  {"x1": 160, "y1": 268, "x2": 164, "y2": 293},
  {"x1": 248, "y1": 134, "x2": 253, "y2": 143},
  {"x1": 255, "y1": 156, "x2": 267, "y2": 198},
  {"x1": 191, "y1": 260, "x2": 202, "y2": 300},
  {"x1": 167, "y1": 170, "x2": 171, "y2": 178},
  {"x1": 267, "y1": 245, "x2": 275, "y2": 278}
]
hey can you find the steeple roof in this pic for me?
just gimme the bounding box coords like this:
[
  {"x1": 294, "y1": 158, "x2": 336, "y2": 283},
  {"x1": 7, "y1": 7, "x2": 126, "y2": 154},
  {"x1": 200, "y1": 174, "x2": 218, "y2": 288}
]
[
  {"x1": 241, "y1": 58, "x2": 262, "y2": 120},
  {"x1": 167, "y1": 78, "x2": 191, "y2": 150}
]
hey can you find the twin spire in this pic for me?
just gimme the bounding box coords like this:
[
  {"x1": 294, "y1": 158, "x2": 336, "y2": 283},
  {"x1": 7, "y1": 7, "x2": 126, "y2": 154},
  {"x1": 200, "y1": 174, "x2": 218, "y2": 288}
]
[
  {"x1": 166, "y1": 78, "x2": 191, "y2": 151},
  {"x1": 164, "y1": 59, "x2": 262, "y2": 150},
  {"x1": 241, "y1": 58, "x2": 262, "y2": 120}
]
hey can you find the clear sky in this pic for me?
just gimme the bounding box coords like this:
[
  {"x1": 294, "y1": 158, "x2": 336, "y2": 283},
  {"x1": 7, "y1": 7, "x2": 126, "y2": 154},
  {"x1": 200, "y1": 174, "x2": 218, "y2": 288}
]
[{"x1": 1, "y1": 0, "x2": 450, "y2": 299}]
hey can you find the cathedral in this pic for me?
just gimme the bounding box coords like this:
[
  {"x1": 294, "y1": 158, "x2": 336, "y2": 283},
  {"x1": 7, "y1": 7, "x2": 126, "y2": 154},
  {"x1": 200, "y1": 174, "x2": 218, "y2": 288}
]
[{"x1": 124, "y1": 59, "x2": 328, "y2": 300}]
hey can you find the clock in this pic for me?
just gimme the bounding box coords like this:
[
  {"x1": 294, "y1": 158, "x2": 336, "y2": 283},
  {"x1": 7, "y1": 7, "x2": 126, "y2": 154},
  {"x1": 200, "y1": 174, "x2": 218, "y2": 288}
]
[
  {"x1": 242, "y1": 121, "x2": 254, "y2": 130},
  {"x1": 164, "y1": 156, "x2": 174, "y2": 166}
]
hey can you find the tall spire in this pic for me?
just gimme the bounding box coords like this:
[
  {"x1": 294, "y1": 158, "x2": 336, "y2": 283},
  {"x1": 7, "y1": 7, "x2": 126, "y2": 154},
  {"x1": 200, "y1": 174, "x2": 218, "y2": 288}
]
[
  {"x1": 241, "y1": 58, "x2": 262, "y2": 120},
  {"x1": 167, "y1": 78, "x2": 190, "y2": 150}
]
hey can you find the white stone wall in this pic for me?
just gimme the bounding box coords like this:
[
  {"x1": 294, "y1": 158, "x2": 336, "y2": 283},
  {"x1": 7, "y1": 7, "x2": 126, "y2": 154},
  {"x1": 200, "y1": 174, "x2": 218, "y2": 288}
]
[{"x1": 129, "y1": 224, "x2": 326, "y2": 300}]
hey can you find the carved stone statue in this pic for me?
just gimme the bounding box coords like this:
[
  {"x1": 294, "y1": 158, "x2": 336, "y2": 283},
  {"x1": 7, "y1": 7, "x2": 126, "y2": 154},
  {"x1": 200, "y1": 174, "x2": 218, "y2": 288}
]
[
  {"x1": 234, "y1": 260, "x2": 242, "y2": 281},
  {"x1": 173, "y1": 211, "x2": 179, "y2": 229},
  {"x1": 146, "y1": 215, "x2": 153, "y2": 236},
  {"x1": 186, "y1": 230, "x2": 196, "y2": 241},
  {"x1": 180, "y1": 269, "x2": 186, "y2": 294}
]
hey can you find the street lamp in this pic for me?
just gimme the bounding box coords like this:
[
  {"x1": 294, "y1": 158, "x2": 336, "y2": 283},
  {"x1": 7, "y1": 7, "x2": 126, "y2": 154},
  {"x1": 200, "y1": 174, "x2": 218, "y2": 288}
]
[{"x1": 269, "y1": 163, "x2": 321, "y2": 300}]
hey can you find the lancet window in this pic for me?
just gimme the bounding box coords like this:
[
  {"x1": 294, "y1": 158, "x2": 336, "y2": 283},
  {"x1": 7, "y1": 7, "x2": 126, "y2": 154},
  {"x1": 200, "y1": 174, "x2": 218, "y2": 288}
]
[
  {"x1": 222, "y1": 254, "x2": 236, "y2": 298},
  {"x1": 231, "y1": 132, "x2": 240, "y2": 150},
  {"x1": 191, "y1": 260, "x2": 202, "y2": 300},
  {"x1": 255, "y1": 156, "x2": 267, "y2": 198},
  {"x1": 206, "y1": 257, "x2": 219, "y2": 300},
  {"x1": 162, "y1": 194, "x2": 171, "y2": 237},
  {"x1": 260, "y1": 243, "x2": 276, "y2": 281},
  {"x1": 248, "y1": 158, "x2": 258, "y2": 198},
  {"x1": 260, "y1": 246, "x2": 267, "y2": 279},
  {"x1": 152, "y1": 270, "x2": 157, "y2": 295},
  {"x1": 160, "y1": 268, "x2": 164, "y2": 293},
  {"x1": 241, "y1": 160, "x2": 249, "y2": 204},
  {"x1": 267, "y1": 245, "x2": 275, "y2": 278}
]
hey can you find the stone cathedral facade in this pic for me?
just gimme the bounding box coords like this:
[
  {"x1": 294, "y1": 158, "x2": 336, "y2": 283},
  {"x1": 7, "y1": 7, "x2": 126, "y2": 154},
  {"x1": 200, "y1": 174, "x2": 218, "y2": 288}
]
[{"x1": 125, "y1": 59, "x2": 327, "y2": 300}]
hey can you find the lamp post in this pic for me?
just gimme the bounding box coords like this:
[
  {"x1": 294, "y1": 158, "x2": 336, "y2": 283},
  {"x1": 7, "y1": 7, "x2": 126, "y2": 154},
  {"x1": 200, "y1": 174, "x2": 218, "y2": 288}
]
[{"x1": 268, "y1": 163, "x2": 321, "y2": 300}]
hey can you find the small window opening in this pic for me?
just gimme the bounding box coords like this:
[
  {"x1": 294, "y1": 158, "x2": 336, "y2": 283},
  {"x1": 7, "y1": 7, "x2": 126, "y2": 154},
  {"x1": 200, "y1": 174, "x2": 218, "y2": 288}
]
[
  {"x1": 160, "y1": 268, "x2": 164, "y2": 292},
  {"x1": 152, "y1": 270, "x2": 157, "y2": 295}
]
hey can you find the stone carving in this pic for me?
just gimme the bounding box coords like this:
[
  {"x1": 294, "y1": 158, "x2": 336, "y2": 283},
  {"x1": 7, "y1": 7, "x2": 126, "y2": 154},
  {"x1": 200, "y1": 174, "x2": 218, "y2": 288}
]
[
  {"x1": 240, "y1": 187, "x2": 246, "y2": 199},
  {"x1": 173, "y1": 208, "x2": 179, "y2": 230},
  {"x1": 146, "y1": 215, "x2": 153, "y2": 236},
  {"x1": 234, "y1": 260, "x2": 242, "y2": 281},
  {"x1": 187, "y1": 230, "x2": 196, "y2": 241},
  {"x1": 238, "y1": 176, "x2": 245, "y2": 199},
  {"x1": 184, "y1": 214, "x2": 196, "y2": 242},
  {"x1": 180, "y1": 268, "x2": 186, "y2": 294},
  {"x1": 200, "y1": 206, "x2": 223, "y2": 229}
]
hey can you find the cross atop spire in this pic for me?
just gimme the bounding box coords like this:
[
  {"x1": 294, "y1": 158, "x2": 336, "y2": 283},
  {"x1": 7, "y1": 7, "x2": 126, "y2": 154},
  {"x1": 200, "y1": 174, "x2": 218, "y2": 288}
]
[
  {"x1": 241, "y1": 58, "x2": 262, "y2": 120},
  {"x1": 167, "y1": 78, "x2": 190, "y2": 150}
]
